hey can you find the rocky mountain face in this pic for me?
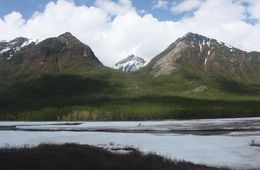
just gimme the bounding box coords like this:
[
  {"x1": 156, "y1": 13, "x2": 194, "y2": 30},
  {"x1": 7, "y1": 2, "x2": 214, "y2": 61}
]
[
  {"x1": 114, "y1": 54, "x2": 146, "y2": 72},
  {"x1": 0, "y1": 32, "x2": 102, "y2": 75},
  {"x1": 148, "y1": 33, "x2": 260, "y2": 82}
]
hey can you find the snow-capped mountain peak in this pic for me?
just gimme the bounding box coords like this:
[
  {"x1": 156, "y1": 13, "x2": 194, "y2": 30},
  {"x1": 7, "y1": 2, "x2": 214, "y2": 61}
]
[
  {"x1": 0, "y1": 37, "x2": 39, "y2": 60},
  {"x1": 114, "y1": 54, "x2": 146, "y2": 72}
]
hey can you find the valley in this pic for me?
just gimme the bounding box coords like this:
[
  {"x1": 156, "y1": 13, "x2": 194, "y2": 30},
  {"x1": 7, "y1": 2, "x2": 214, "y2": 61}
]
[{"x1": 1, "y1": 1, "x2": 260, "y2": 170}]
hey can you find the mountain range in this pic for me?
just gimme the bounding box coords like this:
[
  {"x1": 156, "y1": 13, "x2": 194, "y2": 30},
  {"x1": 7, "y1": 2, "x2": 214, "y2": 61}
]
[{"x1": 0, "y1": 32, "x2": 259, "y2": 120}]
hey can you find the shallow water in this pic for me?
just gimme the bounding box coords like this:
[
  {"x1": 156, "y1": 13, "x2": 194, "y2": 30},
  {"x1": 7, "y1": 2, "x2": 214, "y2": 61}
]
[{"x1": 1, "y1": 118, "x2": 260, "y2": 169}]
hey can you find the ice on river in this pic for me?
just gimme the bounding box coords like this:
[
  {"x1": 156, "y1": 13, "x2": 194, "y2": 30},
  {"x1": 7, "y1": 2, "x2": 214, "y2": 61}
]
[{"x1": 1, "y1": 117, "x2": 260, "y2": 169}]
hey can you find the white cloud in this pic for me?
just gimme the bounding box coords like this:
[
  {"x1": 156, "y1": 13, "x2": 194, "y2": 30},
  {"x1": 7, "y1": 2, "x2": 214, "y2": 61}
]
[
  {"x1": 247, "y1": 0, "x2": 260, "y2": 20},
  {"x1": 94, "y1": 0, "x2": 134, "y2": 16},
  {"x1": 0, "y1": 11, "x2": 25, "y2": 40},
  {"x1": 171, "y1": 0, "x2": 203, "y2": 14},
  {"x1": 152, "y1": 0, "x2": 169, "y2": 10},
  {"x1": 0, "y1": 0, "x2": 260, "y2": 67},
  {"x1": 23, "y1": 0, "x2": 109, "y2": 41}
]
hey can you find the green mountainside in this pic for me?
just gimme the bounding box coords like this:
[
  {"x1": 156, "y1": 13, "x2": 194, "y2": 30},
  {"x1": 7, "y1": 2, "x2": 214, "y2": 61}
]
[{"x1": 0, "y1": 32, "x2": 259, "y2": 120}]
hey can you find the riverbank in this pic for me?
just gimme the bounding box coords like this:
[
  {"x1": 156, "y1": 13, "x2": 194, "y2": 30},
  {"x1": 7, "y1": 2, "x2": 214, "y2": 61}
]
[{"x1": 0, "y1": 143, "x2": 230, "y2": 170}]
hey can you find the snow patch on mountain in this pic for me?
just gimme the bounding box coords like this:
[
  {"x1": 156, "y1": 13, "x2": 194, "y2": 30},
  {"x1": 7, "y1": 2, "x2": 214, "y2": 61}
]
[
  {"x1": 0, "y1": 47, "x2": 11, "y2": 54},
  {"x1": 21, "y1": 38, "x2": 39, "y2": 48},
  {"x1": 199, "y1": 42, "x2": 202, "y2": 52},
  {"x1": 114, "y1": 55, "x2": 146, "y2": 72}
]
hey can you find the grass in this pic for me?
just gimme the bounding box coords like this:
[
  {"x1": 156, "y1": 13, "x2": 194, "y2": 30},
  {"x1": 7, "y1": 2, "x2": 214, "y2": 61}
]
[
  {"x1": 0, "y1": 143, "x2": 230, "y2": 170},
  {"x1": 0, "y1": 66, "x2": 259, "y2": 120}
]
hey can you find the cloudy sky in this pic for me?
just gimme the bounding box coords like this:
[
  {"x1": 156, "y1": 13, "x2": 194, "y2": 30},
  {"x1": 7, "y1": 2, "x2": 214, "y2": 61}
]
[{"x1": 0, "y1": 0, "x2": 260, "y2": 66}]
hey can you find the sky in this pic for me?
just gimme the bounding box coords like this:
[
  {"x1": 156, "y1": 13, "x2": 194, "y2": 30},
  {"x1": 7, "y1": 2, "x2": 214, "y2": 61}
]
[{"x1": 0, "y1": 0, "x2": 260, "y2": 66}]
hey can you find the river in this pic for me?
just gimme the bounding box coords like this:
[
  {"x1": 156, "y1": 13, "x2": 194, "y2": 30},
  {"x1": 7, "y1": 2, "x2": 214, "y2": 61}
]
[{"x1": 1, "y1": 117, "x2": 260, "y2": 169}]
